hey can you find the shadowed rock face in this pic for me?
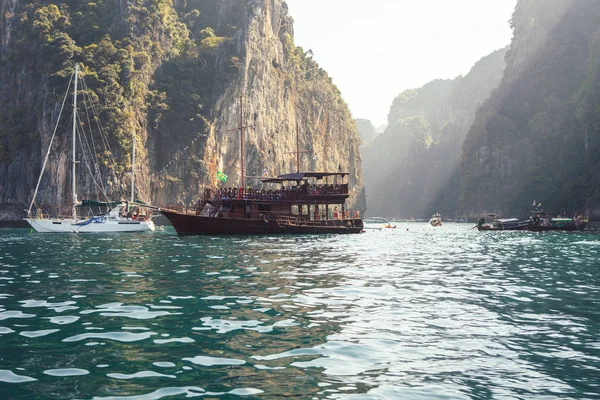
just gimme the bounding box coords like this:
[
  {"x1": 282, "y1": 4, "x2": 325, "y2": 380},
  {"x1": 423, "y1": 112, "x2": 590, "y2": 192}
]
[
  {"x1": 460, "y1": 0, "x2": 600, "y2": 217},
  {"x1": 356, "y1": 119, "x2": 377, "y2": 147},
  {"x1": 0, "y1": 0, "x2": 365, "y2": 220},
  {"x1": 362, "y1": 48, "x2": 507, "y2": 219}
]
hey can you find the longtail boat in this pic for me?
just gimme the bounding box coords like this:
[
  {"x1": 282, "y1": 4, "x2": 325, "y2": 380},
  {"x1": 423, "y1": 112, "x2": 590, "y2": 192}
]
[
  {"x1": 528, "y1": 211, "x2": 588, "y2": 232},
  {"x1": 476, "y1": 214, "x2": 529, "y2": 231},
  {"x1": 476, "y1": 211, "x2": 588, "y2": 232}
]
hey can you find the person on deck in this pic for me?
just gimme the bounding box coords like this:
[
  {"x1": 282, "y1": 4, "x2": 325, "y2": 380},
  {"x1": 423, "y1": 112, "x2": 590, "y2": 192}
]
[
  {"x1": 345, "y1": 210, "x2": 350, "y2": 219},
  {"x1": 333, "y1": 207, "x2": 339, "y2": 220},
  {"x1": 314, "y1": 208, "x2": 321, "y2": 220},
  {"x1": 354, "y1": 210, "x2": 360, "y2": 219}
]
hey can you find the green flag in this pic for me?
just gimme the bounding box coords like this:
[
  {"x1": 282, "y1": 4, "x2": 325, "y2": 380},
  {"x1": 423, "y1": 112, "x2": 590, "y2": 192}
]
[{"x1": 217, "y1": 171, "x2": 227, "y2": 182}]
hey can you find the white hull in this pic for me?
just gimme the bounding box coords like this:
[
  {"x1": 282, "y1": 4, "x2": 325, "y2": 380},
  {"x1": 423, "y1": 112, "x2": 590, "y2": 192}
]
[
  {"x1": 429, "y1": 218, "x2": 442, "y2": 227},
  {"x1": 25, "y1": 217, "x2": 155, "y2": 233}
]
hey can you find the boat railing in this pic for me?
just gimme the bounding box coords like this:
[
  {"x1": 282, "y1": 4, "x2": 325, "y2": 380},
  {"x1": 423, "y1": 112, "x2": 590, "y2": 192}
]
[
  {"x1": 29, "y1": 209, "x2": 51, "y2": 219},
  {"x1": 276, "y1": 215, "x2": 322, "y2": 227},
  {"x1": 206, "y1": 184, "x2": 349, "y2": 203}
]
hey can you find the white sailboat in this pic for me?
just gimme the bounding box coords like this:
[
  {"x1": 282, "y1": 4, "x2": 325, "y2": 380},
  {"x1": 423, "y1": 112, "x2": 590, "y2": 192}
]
[{"x1": 24, "y1": 64, "x2": 155, "y2": 233}]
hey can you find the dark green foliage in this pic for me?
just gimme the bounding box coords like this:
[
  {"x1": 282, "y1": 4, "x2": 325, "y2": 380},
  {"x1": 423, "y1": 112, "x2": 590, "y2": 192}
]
[
  {"x1": 0, "y1": 0, "x2": 235, "y2": 188},
  {"x1": 0, "y1": 0, "x2": 365, "y2": 211}
]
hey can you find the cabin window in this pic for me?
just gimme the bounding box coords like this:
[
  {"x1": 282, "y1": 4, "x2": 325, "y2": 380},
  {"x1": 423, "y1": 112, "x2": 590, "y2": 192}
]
[
  {"x1": 301, "y1": 205, "x2": 308, "y2": 216},
  {"x1": 291, "y1": 205, "x2": 299, "y2": 215}
]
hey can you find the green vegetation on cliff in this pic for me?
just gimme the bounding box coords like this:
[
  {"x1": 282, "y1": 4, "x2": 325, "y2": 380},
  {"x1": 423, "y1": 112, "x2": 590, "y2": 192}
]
[
  {"x1": 0, "y1": 0, "x2": 190, "y2": 171},
  {"x1": 0, "y1": 0, "x2": 365, "y2": 215}
]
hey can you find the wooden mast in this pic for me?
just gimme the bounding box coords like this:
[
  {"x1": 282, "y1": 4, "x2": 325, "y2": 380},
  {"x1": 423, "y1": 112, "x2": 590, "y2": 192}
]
[
  {"x1": 229, "y1": 95, "x2": 253, "y2": 188},
  {"x1": 240, "y1": 95, "x2": 245, "y2": 189},
  {"x1": 296, "y1": 120, "x2": 300, "y2": 173},
  {"x1": 286, "y1": 119, "x2": 309, "y2": 173}
]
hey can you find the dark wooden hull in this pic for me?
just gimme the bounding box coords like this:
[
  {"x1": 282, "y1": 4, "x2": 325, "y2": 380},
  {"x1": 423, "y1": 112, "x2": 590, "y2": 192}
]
[{"x1": 160, "y1": 210, "x2": 364, "y2": 235}]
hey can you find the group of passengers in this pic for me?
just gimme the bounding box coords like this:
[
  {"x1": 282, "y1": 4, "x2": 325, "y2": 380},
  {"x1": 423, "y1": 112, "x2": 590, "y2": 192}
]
[{"x1": 313, "y1": 206, "x2": 360, "y2": 221}]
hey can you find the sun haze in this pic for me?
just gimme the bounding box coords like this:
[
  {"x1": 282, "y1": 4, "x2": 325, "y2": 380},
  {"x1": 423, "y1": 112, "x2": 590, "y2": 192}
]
[{"x1": 286, "y1": 0, "x2": 517, "y2": 127}]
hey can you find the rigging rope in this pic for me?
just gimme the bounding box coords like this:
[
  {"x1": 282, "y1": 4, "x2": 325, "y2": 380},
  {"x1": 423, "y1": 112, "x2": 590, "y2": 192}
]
[
  {"x1": 76, "y1": 112, "x2": 112, "y2": 205},
  {"x1": 27, "y1": 72, "x2": 74, "y2": 216},
  {"x1": 156, "y1": 125, "x2": 213, "y2": 177},
  {"x1": 79, "y1": 80, "x2": 104, "y2": 194},
  {"x1": 79, "y1": 76, "x2": 125, "y2": 199}
]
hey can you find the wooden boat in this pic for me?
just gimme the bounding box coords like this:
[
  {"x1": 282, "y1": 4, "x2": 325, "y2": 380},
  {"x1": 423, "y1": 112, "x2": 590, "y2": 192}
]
[
  {"x1": 476, "y1": 214, "x2": 529, "y2": 231},
  {"x1": 528, "y1": 212, "x2": 587, "y2": 232},
  {"x1": 159, "y1": 172, "x2": 363, "y2": 235},
  {"x1": 159, "y1": 96, "x2": 362, "y2": 235},
  {"x1": 476, "y1": 211, "x2": 588, "y2": 232}
]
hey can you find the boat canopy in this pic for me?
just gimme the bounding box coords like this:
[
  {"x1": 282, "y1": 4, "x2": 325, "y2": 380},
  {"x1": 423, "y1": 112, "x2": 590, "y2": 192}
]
[
  {"x1": 498, "y1": 218, "x2": 519, "y2": 223},
  {"x1": 261, "y1": 171, "x2": 349, "y2": 183}
]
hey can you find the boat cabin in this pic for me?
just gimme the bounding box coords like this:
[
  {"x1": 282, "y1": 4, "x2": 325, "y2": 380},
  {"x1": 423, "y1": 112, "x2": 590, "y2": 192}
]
[{"x1": 195, "y1": 172, "x2": 356, "y2": 224}]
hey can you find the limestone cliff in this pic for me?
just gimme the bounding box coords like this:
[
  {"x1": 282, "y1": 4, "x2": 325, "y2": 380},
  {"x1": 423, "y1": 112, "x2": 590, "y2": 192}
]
[
  {"x1": 460, "y1": 0, "x2": 600, "y2": 216},
  {"x1": 362, "y1": 48, "x2": 506, "y2": 219},
  {"x1": 0, "y1": 0, "x2": 365, "y2": 219},
  {"x1": 355, "y1": 118, "x2": 377, "y2": 147}
]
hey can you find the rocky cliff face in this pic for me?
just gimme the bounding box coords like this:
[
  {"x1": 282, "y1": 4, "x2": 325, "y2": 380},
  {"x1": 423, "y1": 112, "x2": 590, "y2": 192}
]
[
  {"x1": 362, "y1": 48, "x2": 506, "y2": 218},
  {"x1": 460, "y1": 0, "x2": 600, "y2": 216},
  {"x1": 0, "y1": 0, "x2": 365, "y2": 219},
  {"x1": 355, "y1": 119, "x2": 377, "y2": 146}
]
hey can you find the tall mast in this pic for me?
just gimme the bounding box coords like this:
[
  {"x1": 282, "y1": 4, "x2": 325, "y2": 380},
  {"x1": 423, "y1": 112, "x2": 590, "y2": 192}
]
[
  {"x1": 131, "y1": 133, "x2": 136, "y2": 203},
  {"x1": 296, "y1": 120, "x2": 300, "y2": 173},
  {"x1": 71, "y1": 63, "x2": 79, "y2": 219},
  {"x1": 228, "y1": 94, "x2": 253, "y2": 187},
  {"x1": 285, "y1": 118, "x2": 309, "y2": 172},
  {"x1": 240, "y1": 95, "x2": 245, "y2": 189}
]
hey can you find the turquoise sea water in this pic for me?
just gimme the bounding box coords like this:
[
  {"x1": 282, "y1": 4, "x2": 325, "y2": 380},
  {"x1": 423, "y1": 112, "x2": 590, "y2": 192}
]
[{"x1": 0, "y1": 224, "x2": 599, "y2": 399}]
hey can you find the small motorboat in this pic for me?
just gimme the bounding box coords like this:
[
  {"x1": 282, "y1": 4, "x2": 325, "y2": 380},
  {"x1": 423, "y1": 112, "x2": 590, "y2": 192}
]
[
  {"x1": 429, "y1": 213, "x2": 442, "y2": 227},
  {"x1": 383, "y1": 223, "x2": 396, "y2": 229}
]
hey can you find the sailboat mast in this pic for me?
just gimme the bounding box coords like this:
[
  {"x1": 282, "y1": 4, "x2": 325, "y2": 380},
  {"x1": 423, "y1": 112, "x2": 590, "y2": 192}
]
[
  {"x1": 240, "y1": 95, "x2": 245, "y2": 189},
  {"x1": 71, "y1": 63, "x2": 79, "y2": 219},
  {"x1": 131, "y1": 133, "x2": 136, "y2": 203}
]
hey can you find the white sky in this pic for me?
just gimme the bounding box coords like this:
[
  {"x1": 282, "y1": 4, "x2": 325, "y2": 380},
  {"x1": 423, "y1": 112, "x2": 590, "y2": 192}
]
[{"x1": 286, "y1": 0, "x2": 517, "y2": 127}]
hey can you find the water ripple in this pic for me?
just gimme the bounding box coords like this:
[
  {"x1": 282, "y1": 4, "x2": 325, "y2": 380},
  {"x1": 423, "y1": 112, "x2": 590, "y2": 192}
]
[
  {"x1": 1, "y1": 225, "x2": 600, "y2": 399},
  {"x1": 0, "y1": 370, "x2": 37, "y2": 383},
  {"x1": 63, "y1": 331, "x2": 157, "y2": 343}
]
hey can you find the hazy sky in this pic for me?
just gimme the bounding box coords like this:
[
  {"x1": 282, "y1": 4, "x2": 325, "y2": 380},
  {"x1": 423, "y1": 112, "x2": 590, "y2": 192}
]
[{"x1": 286, "y1": 0, "x2": 517, "y2": 127}]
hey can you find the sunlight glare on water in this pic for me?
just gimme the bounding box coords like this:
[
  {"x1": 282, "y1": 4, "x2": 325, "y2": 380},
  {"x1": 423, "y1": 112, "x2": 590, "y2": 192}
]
[{"x1": 0, "y1": 224, "x2": 599, "y2": 399}]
